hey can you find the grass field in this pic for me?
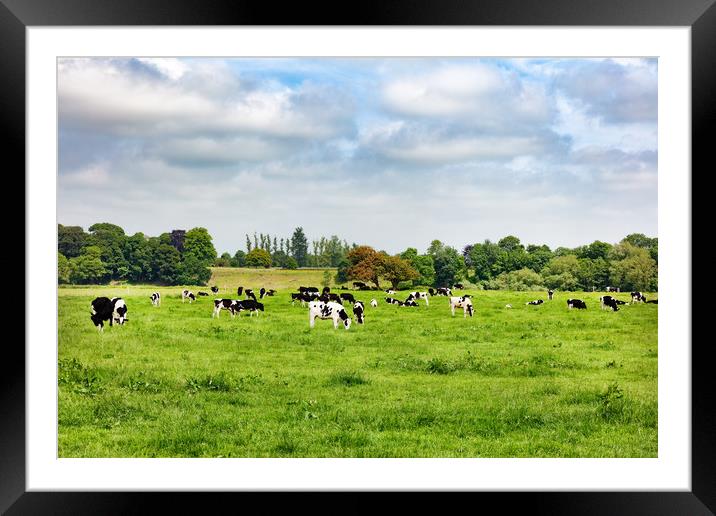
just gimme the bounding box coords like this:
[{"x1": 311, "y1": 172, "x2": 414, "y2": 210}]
[{"x1": 58, "y1": 268, "x2": 658, "y2": 458}]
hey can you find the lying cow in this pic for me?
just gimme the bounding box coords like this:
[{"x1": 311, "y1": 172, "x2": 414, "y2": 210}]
[
  {"x1": 385, "y1": 289, "x2": 396, "y2": 295},
  {"x1": 211, "y1": 286, "x2": 219, "y2": 294},
  {"x1": 91, "y1": 296, "x2": 128, "y2": 331},
  {"x1": 150, "y1": 292, "x2": 161, "y2": 307},
  {"x1": 600, "y1": 295, "x2": 620, "y2": 311},
  {"x1": 453, "y1": 283, "x2": 464, "y2": 290},
  {"x1": 567, "y1": 299, "x2": 587, "y2": 309},
  {"x1": 353, "y1": 301, "x2": 365, "y2": 324},
  {"x1": 449, "y1": 296, "x2": 473, "y2": 317},
  {"x1": 435, "y1": 287, "x2": 452, "y2": 297},
  {"x1": 631, "y1": 291, "x2": 646, "y2": 303},
  {"x1": 385, "y1": 297, "x2": 404, "y2": 306},
  {"x1": 526, "y1": 299, "x2": 544, "y2": 306},
  {"x1": 265, "y1": 289, "x2": 277, "y2": 296},
  {"x1": 182, "y1": 289, "x2": 196, "y2": 303},
  {"x1": 309, "y1": 301, "x2": 351, "y2": 330},
  {"x1": 403, "y1": 300, "x2": 419, "y2": 307},
  {"x1": 197, "y1": 291, "x2": 210, "y2": 296}
]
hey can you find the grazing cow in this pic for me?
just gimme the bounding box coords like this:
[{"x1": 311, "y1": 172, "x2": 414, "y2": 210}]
[
  {"x1": 245, "y1": 289, "x2": 257, "y2": 301},
  {"x1": 407, "y1": 291, "x2": 430, "y2": 306},
  {"x1": 353, "y1": 301, "x2": 365, "y2": 324},
  {"x1": 385, "y1": 297, "x2": 404, "y2": 306},
  {"x1": 212, "y1": 299, "x2": 239, "y2": 318},
  {"x1": 403, "y1": 300, "x2": 419, "y2": 307},
  {"x1": 327, "y1": 293, "x2": 342, "y2": 303},
  {"x1": 435, "y1": 287, "x2": 452, "y2": 297},
  {"x1": 453, "y1": 283, "x2": 464, "y2": 290},
  {"x1": 90, "y1": 296, "x2": 128, "y2": 331},
  {"x1": 352, "y1": 281, "x2": 366, "y2": 289},
  {"x1": 567, "y1": 299, "x2": 587, "y2": 309},
  {"x1": 428, "y1": 288, "x2": 435, "y2": 296},
  {"x1": 150, "y1": 292, "x2": 161, "y2": 307},
  {"x1": 547, "y1": 289, "x2": 554, "y2": 300},
  {"x1": 449, "y1": 296, "x2": 474, "y2": 317},
  {"x1": 631, "y1": 291, "x2": 646, "y2": 303},
  {"x1": 322, "y1": 286, "x2": 331, "y2": 295},
  {"x1": 370, "y1": 299, "x2": 378, "y2": 308},
  {"x1": 292, "y1": 292, "x2": 317, "y2": 307},
  {"x1": 210, "y1": 286, "x2": 219, "y2": 294},
  {"x1": 197, "y1": 291, "x2": 210, "y2": 296},
  {"x1": 266, "y1": 289, "x2": 277, "y2": 296},
  {"x1": 237, "y1": 286, "x2": 244, "y2": 296},
  {"x1": 599, "y1": 295, "x2": 620, "y2": 311},
  {"x1": 340, "y1": 292, "x2": 356, "y2": 303},
  {"x1": 181, "y1": 290, "x2": 196, "y2": 303},
  {"x1": 526, "y1": 299, "x2": 544, "y2": 306},
  {"x1": 385, "y1": 289, "x2": 396, "y2": 295},
  {"x1": 646, "y1": 299, "x2": 658, "y2": 304},
  {"x1": 234, "y1": 299, "x2": 265, "y2": 316},
  {"x1": 309, "y1": 301, "x2": 351, "y2": 330}
]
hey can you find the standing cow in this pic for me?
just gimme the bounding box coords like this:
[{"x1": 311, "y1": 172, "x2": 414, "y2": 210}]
[
  {"x1": 150, "y1": 292, "x2": 161, "y2": 307},
  {"x1": 449, "y1": 296, "x2": 473, "y2": 317},
  {"x1": 90, "y1": 296, "x2": 128, "y2": 331},
  {"x1": 182, "y1": 290, "x2": 196, "y2": 303},
  {"x1": 309, "y1": 301, "x2": 352, "y2": 330}
]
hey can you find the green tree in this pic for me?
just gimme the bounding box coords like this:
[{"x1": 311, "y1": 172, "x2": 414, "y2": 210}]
[
  {"x1": 609, "y1": 244, "x2": 657, "y2": 291},
  {"x1": 124, "y1": 232, "x2": 153, "y2": 282},
  {"x1": 179, "y1": 253, "x2": 212, "y2": 285},
  {"x1": 335, "y1": 258, "x2": 350, "y2": 283},
  {"x1": 400, "y1": 247, "x2": 435, "y2": 287},
  {"x1": 57, "y1": 252, "x2": 71, "y2": 284},
  {"x1": 215, "y1": 252, "x2": 232, "y2": 267},
  {"x1": 579, "y1": 240, "x2": 612, "y2": 261},
  {"x1": 246, "y1": 248, "x2": 272, "y2": 268},
  {"x1": 381, "y1": 255, "x2": 419, "y2": 289},
  {"x1": 183, "y1": 227, "x2": 217, "y2": 265},
  {"x1": 151, "y1": 242, "x2": 182, "y2": 285},
  {"x1": 525, "y1": 244, "x2": 553, "y2": 272},
  {"x1": 232, "y1": 250, "x2": 246, "y2": 267},
  {"x1": 291, "y1": 227, "x2": 309, "y2": 267},
  {"x1": 282, "y1": 256, "x2": 298, "y2": 270},
  {"x1": 427, "y1": 239, "x2": 444, "y2": 256},
  {"x1": 87, "y1": 222, "x2": 129, "y2": 280},
  {"x1": 58, "y1": 224, "x2": 87, "y2": 258},
  {"x1": 485, "y1": 268, "x2": 546, "y2": 291},
  {"x1": 322, "y1": 270, "x2": 332, "y2": 288},
  {"x1": 541, "y1": 254, "x2": 581, "y2": 290},
  {"x1": 68, "y1": 246, "x2": 107, "y2": 284},
  {"x1": 433, "y1": 246, "x2": 465, "y2": 288}
]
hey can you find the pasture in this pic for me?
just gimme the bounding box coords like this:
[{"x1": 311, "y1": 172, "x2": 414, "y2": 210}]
[{"x1": 58, "y1": 269, "x2": 658, "y2": 458}]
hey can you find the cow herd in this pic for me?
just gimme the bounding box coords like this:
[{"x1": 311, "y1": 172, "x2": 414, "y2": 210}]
[{"x1": 88, "y1": 283, "x2": 657, "y2": 332}]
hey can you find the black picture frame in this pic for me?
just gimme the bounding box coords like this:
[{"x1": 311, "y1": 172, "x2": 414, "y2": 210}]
[{"x1": 4, "y1": 0, "x2": 712, "y2": 513}]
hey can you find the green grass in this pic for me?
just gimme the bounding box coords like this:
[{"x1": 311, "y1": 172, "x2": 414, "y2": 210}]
[{"x1": 58, "y1": 270, "x2": 657, "y2": 457}]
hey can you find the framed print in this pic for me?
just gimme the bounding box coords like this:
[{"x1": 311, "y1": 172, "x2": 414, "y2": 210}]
[{"x1": 5, "y1": 0, "x2": 714, "y2": 513}]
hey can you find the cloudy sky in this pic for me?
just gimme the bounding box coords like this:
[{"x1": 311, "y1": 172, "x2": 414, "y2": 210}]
[{"x1": 58, "y1": 57, "x2": 657, "y2": 255}]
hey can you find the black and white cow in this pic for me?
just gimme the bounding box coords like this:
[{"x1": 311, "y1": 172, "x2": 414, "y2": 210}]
[
  {"x1": 292, "y1": 292, "x2": 318, "y2": 307},
  {"x1": 259, "y1": 287, "x2": 267, "y2": 299},
  {"x1": 340, "y1": 292, "x2": 356, "y2": 304},
  {"x1": 526, "y1": 299, "x2": 544, "y2": 306},
  {"x1": 322, "y1": 286, "x2": 331, "y2": 296},
  {"x1": 385, "y1": 289, "x2": 396, "y2": 295},
  {"x1": 181, "y1": 290, "x2": 196, "y2": 303},
  {"x1": 453, "y1": 283, "x2": 464, "y2": 290},
  {"x1": 428, "y1": 288, "x2": 436, "y2": 296},
  {"x1": 353, "y1": 301, "x2": 365, "y2": 324},
  {"x1": 352, "y1": 281, "x2": 366, "y2": 289},
  {"x1": 234, "y1": 299, "x2": 265, "y2": 316},
  {"x1": 567, "y1": 299, "x2": 587, "y2": 309},
  {"x1": 385, "y1": 297, "x2": 404, "y2": 306},
  {"x1": 600, "y1": 295, "x2": 620, "y2": 311},
  {"x1": 631, "y1": 291, "x2": 646, "y2": 303},
  {"x1": 370, "y1": 299, "x2": 378, "y2": 308},
  {"x1": 212, "y1": 299, "x2": 239, "y2": 318},
  {"x1": 403, "y1": 300, "x2": 419, "y2": 307},
  {"x1": 407, "y1": 291, "x2": 430, "y2": 306},
  {"x1": 435, "y1": 287, "x2": 452, "y2": 297},
  {"x1": 197, "y1": 291, "x2": 210, "y2": 296},
  {"x1": 237, "y1": 286, "x2": 244, "y2": 297},
  {"x1": 449, "y1": 296, "x2": 473, "y2": 317},
  {"x1": 150, "y1": 292, "x2": 161, "y2": 307},
  {"x1": 327, "y1": 293, "x2": 343, "y2": 303},
  {"x1": 547, "y1": 289, "x2": 554, "y2": 301},
  {"x1": 90, "y1": 296, "x2": 128, "y2": 331},
  {"x1": 210, "y1": 286, "x2": 219, "y2": 294},
  {"x1": 614, "y1": 299, "x2": 628, "y2": 305},
  {"x1": 309, "y1": 301, "x2": 351, "y2": 330},
  {"x1": 244, "y1": 289, "x2": 257, "y2": 301}
]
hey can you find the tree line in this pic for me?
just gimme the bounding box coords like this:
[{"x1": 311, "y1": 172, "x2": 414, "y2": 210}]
[{"x1": 58, "y1": 223, "x2": 657, "y2": 291}]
